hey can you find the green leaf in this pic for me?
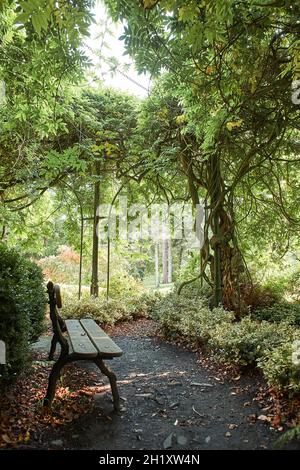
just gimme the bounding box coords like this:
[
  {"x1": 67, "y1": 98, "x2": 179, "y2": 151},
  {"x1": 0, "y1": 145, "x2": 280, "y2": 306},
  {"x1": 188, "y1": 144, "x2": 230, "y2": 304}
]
[{"x1": 31, "y1": 14, "x2": 42, "y2": 35}]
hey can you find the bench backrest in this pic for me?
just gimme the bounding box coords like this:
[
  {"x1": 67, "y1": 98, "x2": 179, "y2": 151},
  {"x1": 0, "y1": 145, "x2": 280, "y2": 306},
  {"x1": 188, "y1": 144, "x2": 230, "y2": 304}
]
[{"x1": 47, "y1": 281, "x2": 69, "y2": 355}]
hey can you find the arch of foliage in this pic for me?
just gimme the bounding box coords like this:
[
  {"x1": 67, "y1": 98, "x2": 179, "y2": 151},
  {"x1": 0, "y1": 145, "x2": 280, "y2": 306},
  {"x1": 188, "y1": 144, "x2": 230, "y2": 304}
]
[{"x1": 102, "y1": 0, "x2": 300, "y2": 312}]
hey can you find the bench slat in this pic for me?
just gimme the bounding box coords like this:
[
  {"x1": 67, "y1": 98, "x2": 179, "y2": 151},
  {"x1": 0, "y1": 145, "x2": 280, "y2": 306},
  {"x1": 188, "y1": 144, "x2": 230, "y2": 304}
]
[
  {"x1": 80, "y1": 319, "x2": 123, "y2": 358},
  {"x1": 65, "y1": 320, "x2": 98, "y2": 358}
]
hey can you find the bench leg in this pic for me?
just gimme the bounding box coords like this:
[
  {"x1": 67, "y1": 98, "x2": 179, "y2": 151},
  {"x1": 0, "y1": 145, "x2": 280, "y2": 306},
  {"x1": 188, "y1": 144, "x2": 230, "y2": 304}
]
[
  {"x1": 94, "y1": 358, "x2": 121, "y2": 412},
  {"x1": 43, "y1": 356, "x2": 69, "y2": 407},
  {"x1": 48, "y1": 334, "x2": 58, "y2": 360}
]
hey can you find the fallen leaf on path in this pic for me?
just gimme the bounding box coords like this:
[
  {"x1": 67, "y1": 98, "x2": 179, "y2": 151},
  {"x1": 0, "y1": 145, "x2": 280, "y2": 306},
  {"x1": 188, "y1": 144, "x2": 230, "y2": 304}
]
[
  {"x1": 272, "y1": 415, "x2": 281, "y2": 427},
  {"x1": 228, "y1": 424, "x2": 238, "y2": 430},
  {"x1": 192, "y1": 406, "x2": 204, "y2": 417},
  {"x1": 258, "y1": 415, "x2": 271, "y2": 422},
  {"x1": 1, "y1": 434, "x2": 13, "y2": 444}
]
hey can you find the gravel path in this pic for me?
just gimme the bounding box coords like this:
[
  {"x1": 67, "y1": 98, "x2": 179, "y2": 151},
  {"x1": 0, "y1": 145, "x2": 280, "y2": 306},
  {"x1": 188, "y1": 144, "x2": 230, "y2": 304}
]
[{"x1": 33, "y1": 325, "x2": 290, "y2": 450}]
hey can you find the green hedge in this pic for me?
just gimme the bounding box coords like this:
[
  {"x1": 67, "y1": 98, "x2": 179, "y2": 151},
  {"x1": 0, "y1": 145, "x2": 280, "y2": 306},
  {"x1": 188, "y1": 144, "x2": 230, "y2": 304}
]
[
  {"x1": 59, "y1": 272, "x2": 160, "y2": 326},
  {"x1": 0, "y1": 244, "x2": 47, "y2": 379},
  {"x1": 258, "y1": 340, "x2": 300, "y2": 396},
  {"x1": 253, "y1": 302, "x2": 300, "y2": 326},
  {"x1": 61, "y1": 290, "x2": 159, "y2": 326},
  {"x1": 209, "y1": 317, "x2": 295, "y2": 365},
  {"x1": 151, "y1": 292, "x2": 233, "y2": 342},
  {"x1": 151, "y1": 290, "x2": 300, "y2": 396}
]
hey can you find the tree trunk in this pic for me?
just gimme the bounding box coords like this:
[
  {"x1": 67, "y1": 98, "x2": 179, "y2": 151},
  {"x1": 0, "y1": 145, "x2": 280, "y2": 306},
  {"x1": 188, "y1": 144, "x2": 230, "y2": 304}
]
[
  {"x1": 219, "y1": 208, "x2": 246, "y2": 314},
  {"x1": 1, "y1": 225, "x2": 7, "y2": 242},
  {"x1": 209, "y1": 153, "x2": 222, "y2": 307},
  {"x1": 90, "y1": 160, "x2": 100, "y2": 297},
  {"x1": 207, "y1": 154, "x2": 246, "y2": 313},
  {"x1": 179, "y1": 143, "x2": 246, "y2": 313},
  {"x1": 79, "y1": 210, "x2": 84, "y2": 300}
]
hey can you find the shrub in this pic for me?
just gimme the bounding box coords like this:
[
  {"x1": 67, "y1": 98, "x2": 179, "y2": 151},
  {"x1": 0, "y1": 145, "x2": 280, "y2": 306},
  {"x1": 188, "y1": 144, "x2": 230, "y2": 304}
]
[
  {"x1": 61, "y1": 289, "x2": 159, "y2": 326},
  {"x1": 0, "y1": 244, "x2": 47, "y2": 379},
  {"x1": 125, "y1": 292, "x2": 160, "y2": 319},
  {"x1": 289, "y1": 269, "x2": 300, "y2": 301},
  {"x1": 274, "y1": 425, "x2": 300, "y2": 448},
  {"x1": 62, "y1": 297, "x2": 129, "y2": 325},
  {"x1": 152, "y1": 284, "x2": 300, "y2": 396},
  {"x1": 253, "y1": 302, "x2": 300, "y2": 326},
  {"x1": 174, "y1": 280, "x2": 279, "y2": 313},
  {"x1": 23, "y1": 260, "x2": 47, "y2": 342},
  {"x1": 151, "y1": 294, "x2": 202, "y2": 339},
  {"x1": 37, "y1": 246, "x2": 80, "y2": 285},
  {"x1": 174, "y1": 280, "x2": 212, "y2": 302},
  {"x1": 107, "y1": 274, "x2": 147, "y2": 300},
  {"x1": 151, "y1": 292, "x2": 234, "y2": 343},
  {"x1": 240, "y1": 283, "x2": 281, "y2": 311},
  {"x1": 257, "y1": 337, "x2": 300, "y2": 397},
  {"x1": 209, "y1": 317, "x2": 295, "y2": 366},
  {"x1": 37, "y1": 245, "x2": 136, "y2": 286},
  {"x1": 179, "y1": 305, "x2": 235, "y2": 343}
]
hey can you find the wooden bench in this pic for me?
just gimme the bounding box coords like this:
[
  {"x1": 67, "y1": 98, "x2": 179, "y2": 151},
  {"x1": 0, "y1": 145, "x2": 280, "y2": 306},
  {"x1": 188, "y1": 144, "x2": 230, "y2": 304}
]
[{"x1": 44, "y1": 281, "x2": 123, "y2": 411}]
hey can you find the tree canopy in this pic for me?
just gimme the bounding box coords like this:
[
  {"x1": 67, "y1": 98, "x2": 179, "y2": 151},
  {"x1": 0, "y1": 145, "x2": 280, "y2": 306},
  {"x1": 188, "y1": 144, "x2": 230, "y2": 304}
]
[{"x1": 0, "y1": 0, "x2": 300, "y2": 310}]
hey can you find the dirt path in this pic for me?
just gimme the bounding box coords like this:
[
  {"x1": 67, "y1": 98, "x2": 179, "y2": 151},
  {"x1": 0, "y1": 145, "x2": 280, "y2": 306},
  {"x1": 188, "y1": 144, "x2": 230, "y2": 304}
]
[{"x1": 32, "y1": 321, "x2": 294, "y2": 450}]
